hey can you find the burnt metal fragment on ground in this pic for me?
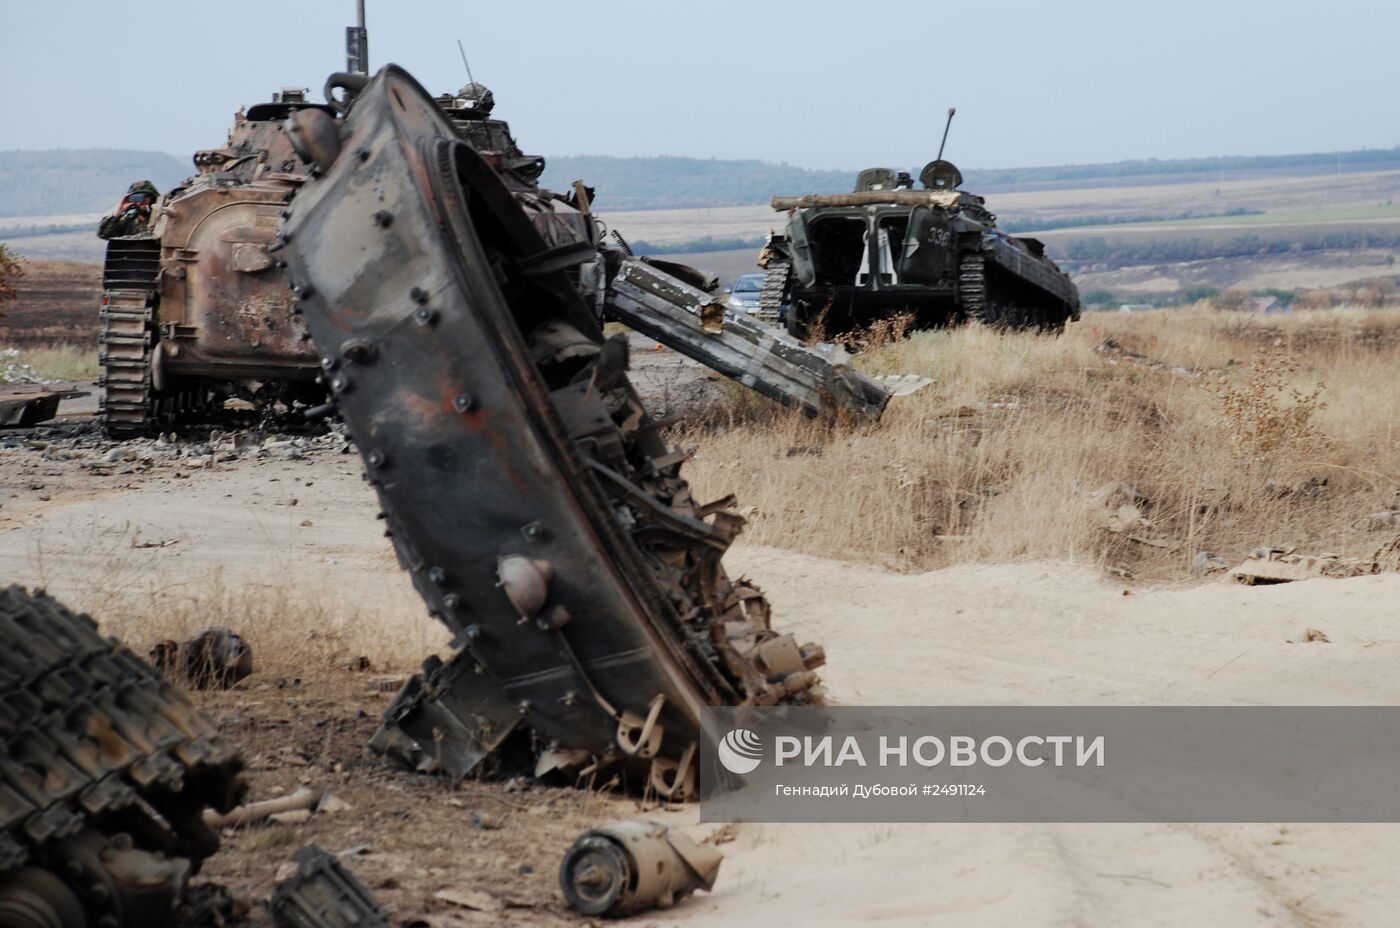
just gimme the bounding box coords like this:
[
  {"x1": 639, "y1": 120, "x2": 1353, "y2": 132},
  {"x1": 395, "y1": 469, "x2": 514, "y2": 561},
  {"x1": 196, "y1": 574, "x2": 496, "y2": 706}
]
[
  {"x1": 269, "y1": 845, "x2": 389, "y2": 928},
  {"x1": 559, "y1": 820, "x2": 722, "y2": 917},
  {"x1": 281, "y1": 66, "x2": 824, "y2": 796},
  {"x1": 152, "y1": 627, "x2": 253, "y2": 690},
  {"x1": 0, "y1": 387, "x2": 87, "y2": 429}
]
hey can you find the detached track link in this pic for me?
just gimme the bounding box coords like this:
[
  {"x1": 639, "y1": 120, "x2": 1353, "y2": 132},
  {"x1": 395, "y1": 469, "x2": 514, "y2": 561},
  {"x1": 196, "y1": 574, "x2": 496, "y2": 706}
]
[
  {"x1": 99, "y1": 238, "x2": 162, "y2": 438},
  {"x1": 0, "y1": 586, "x2": 245, "y2": 881},
  {"x1": 756, "y1": 260, "x2": 790, "y2": 324}
]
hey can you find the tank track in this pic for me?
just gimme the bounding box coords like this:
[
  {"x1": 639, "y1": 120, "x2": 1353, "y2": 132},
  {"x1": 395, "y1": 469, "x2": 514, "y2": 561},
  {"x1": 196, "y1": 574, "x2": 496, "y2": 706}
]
[
  {"x1": 957, "y1": 254, "x2": 990, "y2": 325},
  {"x1": 98, "y1": 238, "x2": 215, "y2": 438},
  {"x1": 0, "y1": 586, "x2": 246, "y2": 926},
  {"x1": 756, "y1": 259, "x2": 790, "y2": 324},
  {"x1": 958, "y1": 251, "x2": 1074, "y2": 331},
  {"x1": 98, "y1": 239, "x2": 161, "y2": 438},
  {"x1": 98, "y1": 292, "x2": 157, "y2": 438}
]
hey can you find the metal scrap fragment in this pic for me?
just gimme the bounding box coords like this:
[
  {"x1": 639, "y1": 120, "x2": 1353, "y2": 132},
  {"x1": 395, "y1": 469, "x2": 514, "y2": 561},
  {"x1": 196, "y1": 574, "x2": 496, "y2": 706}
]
[
  {"x1": 270, "y1": 845, "x2": 390, "y2": 928},
  {"x1": 559, "y1": 820, "x2": 723, "y2": 917}
]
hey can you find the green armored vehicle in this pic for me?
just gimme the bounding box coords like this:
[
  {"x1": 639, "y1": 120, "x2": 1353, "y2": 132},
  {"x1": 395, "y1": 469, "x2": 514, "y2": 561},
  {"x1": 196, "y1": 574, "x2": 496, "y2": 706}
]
[{"x1": 756, "y1": 113, "x2": 1080, "y2": 341}]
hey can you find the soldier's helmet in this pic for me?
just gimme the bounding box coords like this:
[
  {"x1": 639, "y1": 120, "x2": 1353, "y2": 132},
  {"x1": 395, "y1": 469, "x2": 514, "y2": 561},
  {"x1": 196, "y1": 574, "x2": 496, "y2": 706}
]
[
  {"x1": 456, "y1": 82, "x2": 495, "y2": 114},
  {"x1": 126, "y1": 180, "x2": 160, "y2": 201}
]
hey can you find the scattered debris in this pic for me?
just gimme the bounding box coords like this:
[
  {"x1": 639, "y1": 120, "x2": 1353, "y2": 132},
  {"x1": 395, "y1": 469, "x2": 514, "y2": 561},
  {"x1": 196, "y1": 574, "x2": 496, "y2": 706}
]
[
  {"x1": 1192, "y1": 551, "x2": 1229, "y2": 574},
  {"x1": 559, "y1": 821, "x2": 723, "y2": 917},
  {"x1": 205, "y1": 786, "x2": 321, "y2": 829},
  {"x1": 270, "y1": 845, "x2": 390, "y2": 928},
  {"x1": 1086, "y1": 481, "x2": 1146, "y2": 523},
  {"x1": 1086, "y1": 481, "x2": 1169, "y2": 547},
  {"x1": 0, "y1": 385, "x2": 86, "y2": 428},
  {"x1": 317, "y1": 794, "x2": 353, "y2": 816},
  {"x1": 877, "y1": 373, "x2": 934, "y2": 396},
  {"x1": 0, "y1": 421, "x2": 351, "y2": 481},
  {"x1": 1227, "y1": 547, "x2": 1378, "y2": 585},
  {"x1": 434, "y1": 888, "x2": 504, "y2": 913},
  {"x1": 0, "y1": 348, "x2": 55, "y2": 385},
  {"x1": 177, "y1": 627, "x2": 254, "y2": 689},
  {"x1": 1094, "y1": 338, "x2": 1200, "y2": 377}
]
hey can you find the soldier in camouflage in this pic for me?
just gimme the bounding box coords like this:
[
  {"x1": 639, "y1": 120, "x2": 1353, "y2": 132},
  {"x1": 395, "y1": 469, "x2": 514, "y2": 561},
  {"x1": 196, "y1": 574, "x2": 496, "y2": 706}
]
[{"x1": 97, "y1": 179, "x2": 159, "y2": 239}]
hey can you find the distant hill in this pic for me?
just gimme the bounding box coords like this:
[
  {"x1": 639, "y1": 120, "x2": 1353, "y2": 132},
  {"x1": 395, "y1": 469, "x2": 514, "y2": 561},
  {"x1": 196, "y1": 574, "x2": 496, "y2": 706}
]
[
  {"x1": 541, "y1": 156, "x2": 852, "y2": 211},
  {"x1": 0, "y1": 149, "x2": 189, "y2": 218},
  {"x1": 5, "y1": 145, "x2": 1400, "y2": 218},
  {"x1": 961, "y1": 146, "x2": 1400, "y2": 192},
  {"x1": 543, "y1": 147, "x2": 1400, "y2": 209}
]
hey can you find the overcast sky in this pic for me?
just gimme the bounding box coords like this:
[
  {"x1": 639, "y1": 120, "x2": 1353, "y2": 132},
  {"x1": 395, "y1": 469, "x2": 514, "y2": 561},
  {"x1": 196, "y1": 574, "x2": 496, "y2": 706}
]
[{"x1": 2, "y1": 0, "x2": 1396, "y2": 171}]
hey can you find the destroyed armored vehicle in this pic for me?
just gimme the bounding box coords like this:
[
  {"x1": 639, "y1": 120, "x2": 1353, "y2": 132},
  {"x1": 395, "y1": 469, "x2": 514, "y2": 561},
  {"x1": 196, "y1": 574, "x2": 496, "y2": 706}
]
[
  {"x1": 425, "y1": 80, "x2": 890, "y2": 420},
  {"x1": 0, "y1": 586, "x2": 245, "y2": 927},
  {"x1": 757, "y1": 126, "x2": 1080, "y2": 341},
  {"x1": 99, "y1": 77, "x2": 886, "y2": 438},
  {"x1": 279, "y1": 65, "x2": 826, "y2": 799},
  {"x1": 99, "y1": 88, "x2": 331, "y2": 437}
]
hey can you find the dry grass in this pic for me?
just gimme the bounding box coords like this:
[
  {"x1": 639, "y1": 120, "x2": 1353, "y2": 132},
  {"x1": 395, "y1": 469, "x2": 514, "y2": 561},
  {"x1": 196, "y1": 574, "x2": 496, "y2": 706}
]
[
  {"x1": 1, "y1": 343, "x2": 98, "y2": 381},
  {"x1": 676, "y1": 308, "x2": 1400, "y2": 579},
  {"x1": 28, "y1": 541, "x2": 445, "y2": 680}
]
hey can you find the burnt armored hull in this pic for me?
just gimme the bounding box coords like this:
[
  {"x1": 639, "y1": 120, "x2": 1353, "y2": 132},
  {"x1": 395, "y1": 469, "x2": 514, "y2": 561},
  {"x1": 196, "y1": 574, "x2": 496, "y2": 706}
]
[
  {"x1": 280, "y1": 67, "x2": 823, "y2": 797},
  {"x1": 0, "y1": 587, "x2": 245, "y2": 927},
  {"x1": 99, "y1": 101, "x2": 326, "y2": 437}
]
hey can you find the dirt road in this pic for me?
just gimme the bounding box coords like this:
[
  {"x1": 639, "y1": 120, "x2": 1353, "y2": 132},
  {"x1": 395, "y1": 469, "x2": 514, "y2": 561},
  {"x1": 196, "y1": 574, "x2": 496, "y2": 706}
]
[{"x1": 1, "y1": 425, "x2": 1395, "y2": 926}]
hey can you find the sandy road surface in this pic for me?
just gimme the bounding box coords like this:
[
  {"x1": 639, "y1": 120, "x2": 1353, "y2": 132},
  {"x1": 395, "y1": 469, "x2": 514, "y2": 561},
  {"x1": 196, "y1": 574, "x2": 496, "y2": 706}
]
[
  {"x1": 1, "y1": 430, "x2": 1396, "y2": 926},
  {"x1": 663, "y1": 550, "x2": 1399, "y2": 928}
]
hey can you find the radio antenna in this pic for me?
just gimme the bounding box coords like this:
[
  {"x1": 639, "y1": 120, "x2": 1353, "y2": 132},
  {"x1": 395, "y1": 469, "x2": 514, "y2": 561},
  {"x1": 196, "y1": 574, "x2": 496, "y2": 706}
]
[
  {"x1": 456, "y1": 39, "x2": 476, "y2": 85},
  {"x1": 936, "y1": 107, "x2": 956, "y2": 162}
]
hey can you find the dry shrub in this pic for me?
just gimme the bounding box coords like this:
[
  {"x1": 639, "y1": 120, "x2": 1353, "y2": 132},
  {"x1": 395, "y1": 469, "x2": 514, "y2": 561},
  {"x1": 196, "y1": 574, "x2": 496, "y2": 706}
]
[
  {"x1": 852, "y1": 312, "x2": 916, "y2": 352},
  {"x1": 1295, "y1": 280, "x2": 1399, "y2": 310},
  {"x1": 0, "y1": 245, "x2": 22, "y2": 304},
  {"x1": 1210, "y1": 289, "x2": 1254, "y2": 312},
  {"x1": 1213, "y1": 341, "x2": 1327, "y2": 466},
  {"x1": 678, "y1": 308, "x2": 1400, "y2": 578}
]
